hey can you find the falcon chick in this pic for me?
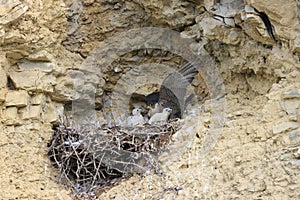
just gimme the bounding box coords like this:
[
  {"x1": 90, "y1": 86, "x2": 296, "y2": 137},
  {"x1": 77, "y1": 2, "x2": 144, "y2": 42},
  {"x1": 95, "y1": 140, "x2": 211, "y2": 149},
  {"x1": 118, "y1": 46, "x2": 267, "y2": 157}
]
[
  {"x1": 149, "y1": 108, "x2": 172, "y2": 124},
  {"x1": 126, "y1": 108, "x2": 145, "y2": 126}
]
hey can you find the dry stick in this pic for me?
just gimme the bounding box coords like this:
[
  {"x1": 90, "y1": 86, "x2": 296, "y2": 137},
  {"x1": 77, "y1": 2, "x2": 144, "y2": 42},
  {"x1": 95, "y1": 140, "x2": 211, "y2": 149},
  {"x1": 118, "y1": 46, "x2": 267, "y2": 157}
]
[
  {"x1": 110, "y1": 158, "x2": 146, "y2": 172},
  {"x1": 81, "y1": 157, "x2": 95, "y2": 181},
  {"x1": 50, "y1": 143, "x2": 63, "y2": 169},
  {"x1": 49, "y1": 118, "x2": 182, "y2": 197},
  {"x1": 151, "y1": 182, "x2": 186, "y2": 200},
  {"x1": 93, "y1": 153, "x2": 106, "y2": 181},
  {"x1": 60, "y1": 156, "x2": 77, "y2": 190},
  {"x1": 63, "y1": 132, "x2": 86, "y2": 188}
]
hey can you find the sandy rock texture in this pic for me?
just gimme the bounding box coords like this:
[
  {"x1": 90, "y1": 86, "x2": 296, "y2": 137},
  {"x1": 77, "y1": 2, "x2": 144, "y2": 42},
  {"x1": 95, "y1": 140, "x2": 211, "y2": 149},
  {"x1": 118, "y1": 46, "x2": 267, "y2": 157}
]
[{"x1": 0, "y1": 0, "x2": 299, "y2": 199}]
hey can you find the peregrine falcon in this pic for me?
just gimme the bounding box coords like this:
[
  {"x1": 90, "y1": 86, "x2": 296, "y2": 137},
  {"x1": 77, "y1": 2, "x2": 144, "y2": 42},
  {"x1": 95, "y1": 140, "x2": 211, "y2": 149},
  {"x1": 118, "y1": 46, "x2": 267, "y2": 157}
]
[{"x1": 148, "y1": 62, "x2": 198, "y2": 119}]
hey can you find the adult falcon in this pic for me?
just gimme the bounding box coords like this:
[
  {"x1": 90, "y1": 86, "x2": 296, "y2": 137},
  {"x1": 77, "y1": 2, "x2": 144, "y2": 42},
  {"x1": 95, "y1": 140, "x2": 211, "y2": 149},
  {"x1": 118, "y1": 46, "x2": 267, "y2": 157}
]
[{"x1": 147, "y1": 62, "x2": 198, "y2": 119}]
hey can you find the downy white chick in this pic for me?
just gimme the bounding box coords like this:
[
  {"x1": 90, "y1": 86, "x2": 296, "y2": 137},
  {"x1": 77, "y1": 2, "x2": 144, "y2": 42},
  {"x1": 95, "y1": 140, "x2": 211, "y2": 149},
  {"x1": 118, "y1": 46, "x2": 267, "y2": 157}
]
[
  {"x1": 149, "y1": 108, "x2": 172, "y2": 124},
  {"x1": 127, "y1": 108, "x2": 145, "y2": 126}
]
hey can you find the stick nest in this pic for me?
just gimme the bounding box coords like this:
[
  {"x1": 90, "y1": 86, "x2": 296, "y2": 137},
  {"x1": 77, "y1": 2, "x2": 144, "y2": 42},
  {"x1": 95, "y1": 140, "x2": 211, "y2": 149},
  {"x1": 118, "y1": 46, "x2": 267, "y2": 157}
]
[{"x1": 47, "y1": 117, "x2": 183, "y2": 198}]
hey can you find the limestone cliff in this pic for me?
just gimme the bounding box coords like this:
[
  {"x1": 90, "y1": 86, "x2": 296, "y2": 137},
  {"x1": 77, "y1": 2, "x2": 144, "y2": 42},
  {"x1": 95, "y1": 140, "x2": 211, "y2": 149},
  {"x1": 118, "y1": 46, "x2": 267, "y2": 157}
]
[{"x1": 0, "y1": 0, "x2": 299, "y2": 199}]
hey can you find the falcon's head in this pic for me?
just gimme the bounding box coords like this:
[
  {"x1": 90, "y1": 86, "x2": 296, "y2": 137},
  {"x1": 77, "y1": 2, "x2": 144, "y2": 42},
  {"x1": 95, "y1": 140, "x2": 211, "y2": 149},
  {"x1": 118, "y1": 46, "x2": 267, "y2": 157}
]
[
  {"x1": 162, "y1": 108, "x2": 172, "y2": 114},
  {"x1": 132, "y1": 108, "x2": 142, "y2": 115}
]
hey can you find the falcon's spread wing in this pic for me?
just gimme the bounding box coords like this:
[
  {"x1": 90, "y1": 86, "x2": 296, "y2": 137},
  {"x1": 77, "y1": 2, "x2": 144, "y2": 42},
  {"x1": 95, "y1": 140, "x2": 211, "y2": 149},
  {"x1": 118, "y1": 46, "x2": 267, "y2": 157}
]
[{"x1": 158, "y1": 62, "x2": 198, "y2": 119}]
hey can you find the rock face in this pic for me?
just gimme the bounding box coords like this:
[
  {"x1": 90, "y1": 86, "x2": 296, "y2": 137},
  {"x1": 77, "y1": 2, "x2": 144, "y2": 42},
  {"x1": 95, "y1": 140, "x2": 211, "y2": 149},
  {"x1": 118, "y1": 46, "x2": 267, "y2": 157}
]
[
  {"x1": 5, "y1": 90, "x2": 28, "y2": 107},
  {"x1": 0, "y1": 0, "x2": 299, "y2": 199}
]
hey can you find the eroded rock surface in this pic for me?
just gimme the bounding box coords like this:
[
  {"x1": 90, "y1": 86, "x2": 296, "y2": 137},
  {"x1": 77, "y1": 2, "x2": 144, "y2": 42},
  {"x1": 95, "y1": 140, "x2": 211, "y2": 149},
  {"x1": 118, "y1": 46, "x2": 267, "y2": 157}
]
[{"x1": 0, "y1": 0, "x2": 299, "y2": 199}]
